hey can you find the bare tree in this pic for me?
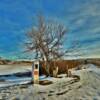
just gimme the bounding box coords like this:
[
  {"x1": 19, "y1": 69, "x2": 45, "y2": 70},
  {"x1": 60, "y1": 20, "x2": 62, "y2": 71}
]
[{"x1": 24, "y1": 15, "x2": 67, "y2": 76}]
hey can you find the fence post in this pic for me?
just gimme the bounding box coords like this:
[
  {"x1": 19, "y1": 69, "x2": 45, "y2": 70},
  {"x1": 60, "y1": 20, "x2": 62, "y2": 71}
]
[{"x1": 66, "y1": 65, "x2": 69, "y2": 77}]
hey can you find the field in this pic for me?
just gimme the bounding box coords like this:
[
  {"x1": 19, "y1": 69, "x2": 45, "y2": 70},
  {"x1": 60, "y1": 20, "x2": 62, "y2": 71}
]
[{"x1": 0, "y1": 59, "x2": 100, "y2": 100}]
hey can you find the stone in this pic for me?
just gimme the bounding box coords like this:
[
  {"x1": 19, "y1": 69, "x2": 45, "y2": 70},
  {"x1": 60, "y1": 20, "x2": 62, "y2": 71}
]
[{"x1": 0, "y1": 96, "x2": 3, "y2": 100}]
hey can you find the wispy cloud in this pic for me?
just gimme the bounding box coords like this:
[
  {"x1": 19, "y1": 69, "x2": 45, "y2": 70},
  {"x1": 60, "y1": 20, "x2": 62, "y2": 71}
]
[{"x1": 0, "y1": 0, "x2": 100, "y2": 59}]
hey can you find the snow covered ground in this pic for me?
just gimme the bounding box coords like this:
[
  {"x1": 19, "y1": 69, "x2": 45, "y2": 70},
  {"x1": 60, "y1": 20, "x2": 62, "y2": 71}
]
[
  {"x1": 0, "y1": 64, "x2": 100, "y2": 100},
  {"x1": 0, "y1": 65, "x2": 32, "y2": 75},
  {"x1": 25, "y1": 64, "x2": 100, "y2": 100},
  {"x1": 0, "y1": 65, "x2": 31, "y2": 88},
  {"x1": 0, "y1": 65, "x2": 47, "y2": 88}
]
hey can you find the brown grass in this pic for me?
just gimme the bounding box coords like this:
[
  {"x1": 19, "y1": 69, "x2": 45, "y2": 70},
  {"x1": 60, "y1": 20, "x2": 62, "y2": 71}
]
[{"x1": 40, "y1": 60, "x2": 83, "y2": 75}]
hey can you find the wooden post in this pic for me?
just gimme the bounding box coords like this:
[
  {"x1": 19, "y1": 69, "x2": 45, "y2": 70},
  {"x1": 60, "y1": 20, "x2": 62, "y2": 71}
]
[
  {"x1": 66, "y1": 65, "x2": 69, "y2": 77},
  {"x1": 53, "y1": 66, "x2": 58, "y2": 78},
  {"x1": 68, "y1": 70, "x2": 72, "y2": 77}
]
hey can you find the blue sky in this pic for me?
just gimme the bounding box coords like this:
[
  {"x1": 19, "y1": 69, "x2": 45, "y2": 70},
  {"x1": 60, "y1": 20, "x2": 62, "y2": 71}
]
[{"x1": 0, "y1": 0, "x2": 100, "y2": 60}]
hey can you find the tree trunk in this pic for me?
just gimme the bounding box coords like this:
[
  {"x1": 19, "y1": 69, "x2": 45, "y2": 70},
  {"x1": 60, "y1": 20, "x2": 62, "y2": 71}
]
[
  {"x1": 44, "y1": 61, "x2": 50, "y2": 76},
  {"x1": 53, "y1": 66, "x2": 58, "y2": 78},
  {"x1": 66, "y1": 65, "x2": 69, "y2": 77}
]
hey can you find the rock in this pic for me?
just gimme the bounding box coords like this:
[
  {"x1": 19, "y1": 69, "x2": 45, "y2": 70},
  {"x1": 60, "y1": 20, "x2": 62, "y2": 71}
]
[
  {"x1": 80, "y1": 70, "x2": 90, "y2": 85},
  {"x1": 39, "y1": 80, "x2": 53, "y2": 85},
  {"x1": 0, "y1": 96, "x2": 3, "y2": 100},
  {"x1": 0, "y1": 79, "x2": 6, "y2": 82},
  {"x1": 10, "y1": 96, "x2": 20, "y2": 100},
  {"x1": 80, "y1": 69, "x2": 100, "y2": 86},
  {"x1": 19, "y1": 85, "x2": 28, "y2": 89}
]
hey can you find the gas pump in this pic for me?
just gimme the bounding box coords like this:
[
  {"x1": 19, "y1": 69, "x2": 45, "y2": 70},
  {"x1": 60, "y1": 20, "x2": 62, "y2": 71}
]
[{"x1": 32, "y1": 61, "x2": 39, "y2": 84}]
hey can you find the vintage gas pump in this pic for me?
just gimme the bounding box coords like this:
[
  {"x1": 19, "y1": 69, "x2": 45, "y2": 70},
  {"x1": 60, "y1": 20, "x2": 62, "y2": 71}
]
[{"x1": 32, "y1": 60, "x2": 39, "y2": 84}]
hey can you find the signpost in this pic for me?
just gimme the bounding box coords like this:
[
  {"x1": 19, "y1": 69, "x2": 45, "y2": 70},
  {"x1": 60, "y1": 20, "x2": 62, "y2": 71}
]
[{"x1": 32, "y1": 61, "x2": 39, "y2": 84}]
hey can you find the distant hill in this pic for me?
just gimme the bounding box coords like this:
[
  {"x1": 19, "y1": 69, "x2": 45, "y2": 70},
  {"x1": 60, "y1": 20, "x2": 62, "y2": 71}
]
[
  {"x1": 0, "y1": 58, "x2": 100, "y2": 67},
  {"x1": 0, "y1": 58, "x2": 32, "y2": 65}
]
